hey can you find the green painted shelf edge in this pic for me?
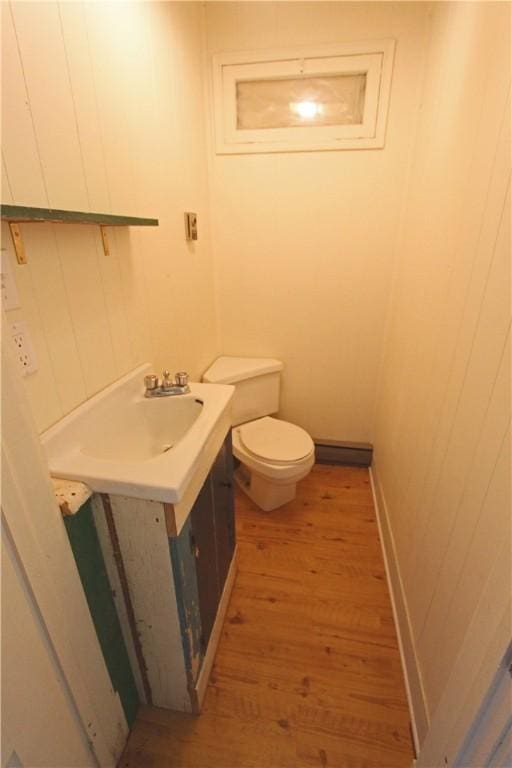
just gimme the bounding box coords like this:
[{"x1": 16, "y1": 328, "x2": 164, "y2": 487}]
[{"x1": 0, "y1": 203, "x2": 158, "y2": 227}]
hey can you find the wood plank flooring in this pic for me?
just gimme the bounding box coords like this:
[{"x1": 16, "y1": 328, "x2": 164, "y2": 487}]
[{"x1": 120, "y1": 465, "x2": 414, "y2": 768}]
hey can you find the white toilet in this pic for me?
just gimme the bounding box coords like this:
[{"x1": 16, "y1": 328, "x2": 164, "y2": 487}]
[{"x1": 202, "y1": 357, "x2": 315, "y2": 511}]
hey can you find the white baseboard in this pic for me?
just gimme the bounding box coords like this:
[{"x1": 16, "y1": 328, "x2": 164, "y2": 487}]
[
  {"x1": 369, "y1": 465, "x2": 429, "y2": 754},
  {"x1": 195, "y1": 547, "x2": 238, "y2": 709}
]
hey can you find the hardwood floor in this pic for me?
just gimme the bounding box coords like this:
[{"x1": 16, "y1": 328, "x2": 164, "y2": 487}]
[{"x1": 121, "y1": 465, "x2": 414, "y2": 768}]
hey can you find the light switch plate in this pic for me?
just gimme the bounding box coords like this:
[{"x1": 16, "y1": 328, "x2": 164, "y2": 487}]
[{"x1": 184, "y1": 212, "x2": 198, "y2": 241}]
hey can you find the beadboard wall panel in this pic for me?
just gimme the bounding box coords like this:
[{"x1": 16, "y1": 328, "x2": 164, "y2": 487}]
[
  {"x1": 205, "y1": 2, "x2": 431, "y2": 444},
  {"x1": 1, "y1": 1, "x2": 219, "y2": 433},
  {"x1": 2, "y1": 530, "x2": 95, "y2": 768},
  {"x1": 2, "y1": 330, "x2": 129, "y2": 765},
  {"x1": 373, "y1": 0, "x2": 511, "y2": 740},
  {"x1": 11, "y1": 2, "x2": 90, "y2": 212},
  {"x1": 58, "y1": 2, "x2": 111, "y2": 213},
  {"x1": 1, "y1": 6, "x2": 48, "y2": 207},
  {"x1": 1, "y1": 154, "x2": 14, "y2": 204}
]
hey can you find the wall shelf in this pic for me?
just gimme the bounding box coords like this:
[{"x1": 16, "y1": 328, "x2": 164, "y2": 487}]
[
  {"x1": 0, "y1": 204, "x2": 158, "y2": 227},
  {"x1": 0, "y1": 204, "x2": 159, "y2": 263}
]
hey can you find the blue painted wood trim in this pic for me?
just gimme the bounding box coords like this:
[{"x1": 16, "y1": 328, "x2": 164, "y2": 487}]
[
  {"x1": 64, "y1": 500, "x2": 139, "y2": 727},
  {"x1": 169, "y1": 518, "x2": 203, "y2": 683}
]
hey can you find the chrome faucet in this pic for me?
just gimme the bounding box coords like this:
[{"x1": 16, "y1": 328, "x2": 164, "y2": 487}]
[{"x1": 144, "y1": 370, "x2": 190, "y2": 397}]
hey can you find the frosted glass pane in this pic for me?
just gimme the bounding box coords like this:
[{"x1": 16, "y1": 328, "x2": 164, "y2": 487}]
[{"x1": 236, "y1": 73, "x2": 366, "y2": 130}]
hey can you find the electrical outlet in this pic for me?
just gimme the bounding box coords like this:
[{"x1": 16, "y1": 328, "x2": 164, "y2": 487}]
[{"x1": 10, "y1": 321, "x2": 38, "y2": 376}]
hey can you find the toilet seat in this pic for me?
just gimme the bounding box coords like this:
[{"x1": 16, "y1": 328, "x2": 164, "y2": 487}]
[
  {"x1": 233, "y1": 427, "x2": 314, "y2": 481},
  {"x1": 202, "y1": 355, "x2": 315, "y2": 511},
  {"x1": 239, "y1": 416, "x2": 313, "y2": 465},
  {"x1": 232, "y1": 417, "x2": 315, "y2": 509}
]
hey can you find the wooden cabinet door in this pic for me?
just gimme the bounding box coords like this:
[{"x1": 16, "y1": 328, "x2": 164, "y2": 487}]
[
  {"x1": 211, "y1": 431, "x2": 236, "y2": 594},
  {"x1": 190, "y1": 432, "x2": 236, "y2": 652},
  {"x1": 190, "y1": 476, "x2": 219, "y2": 651}
]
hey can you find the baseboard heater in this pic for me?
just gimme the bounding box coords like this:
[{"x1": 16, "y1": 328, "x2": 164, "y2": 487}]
[{"x1": 314, "y1": 439, "x2": 373, "y2": 467}]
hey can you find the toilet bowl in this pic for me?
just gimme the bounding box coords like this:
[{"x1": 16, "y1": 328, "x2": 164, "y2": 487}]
[
  {"x1": 202, "y1": 356, "x2": 315, "y2": 511},
  {"x1": 232, "y1": 416, "x2": 315, "y2": 511}
]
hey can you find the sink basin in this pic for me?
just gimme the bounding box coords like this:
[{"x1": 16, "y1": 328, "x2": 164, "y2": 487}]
[
  {"x1": 42, "y1": 364, "x2": 234, "y2": 503},
  {"x1": 80, "y1": 396, "x2": 203, "y2": 462}
]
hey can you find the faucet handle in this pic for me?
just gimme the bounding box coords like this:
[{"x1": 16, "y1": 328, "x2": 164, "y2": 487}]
[
  {"x1": 175, "y1": 371, "x2": 189, "y2": 387},
  {"x1": 144, "y1": 374, "x2": 158, "y2": 390}
]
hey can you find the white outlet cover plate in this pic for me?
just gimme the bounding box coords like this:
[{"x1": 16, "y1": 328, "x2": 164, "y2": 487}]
[{"x1": 10, "y1": 320, "x2": 38, "y2": 376}]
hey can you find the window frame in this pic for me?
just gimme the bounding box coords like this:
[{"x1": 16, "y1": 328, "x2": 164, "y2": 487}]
[{"x1": 212, "y1": 40, "x2": 395, "y2": 154}]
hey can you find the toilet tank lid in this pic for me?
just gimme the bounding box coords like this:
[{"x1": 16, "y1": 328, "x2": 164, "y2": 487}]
[{"x1": 202, "y1": 356, "x2": 283, "y2": 384}]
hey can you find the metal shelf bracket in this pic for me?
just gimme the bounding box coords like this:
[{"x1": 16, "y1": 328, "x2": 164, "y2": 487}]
[{"x1": 9, "y1": 222, "x2": 27, "y2": 265}]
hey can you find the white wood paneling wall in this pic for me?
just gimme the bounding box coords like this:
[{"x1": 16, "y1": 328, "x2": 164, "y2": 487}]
[
  {"x1": 373, "y1": 0, "x2": 511, "y2": 748},
  {"x1": 1, "y1": 329, "x2": 129, "y2": 766},
  {"x1": 204, "y1": 1, "x2": 431, "y2": 443},
  {"x1": 1, "y1": 528, "x2": 95, "y2": 768},
  {"x1": 1, "y1": 1, "x2": 219, "y2": 433}
]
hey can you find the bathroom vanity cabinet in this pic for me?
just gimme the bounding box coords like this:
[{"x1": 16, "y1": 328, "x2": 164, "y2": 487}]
[{"x1": 90, "y1": 430, "x2": 236, "y2": 714}]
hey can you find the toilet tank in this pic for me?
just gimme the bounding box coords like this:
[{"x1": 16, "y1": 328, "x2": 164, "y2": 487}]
[{"x1": 202, "y1": 356, "x2": 283, "y2": 426}]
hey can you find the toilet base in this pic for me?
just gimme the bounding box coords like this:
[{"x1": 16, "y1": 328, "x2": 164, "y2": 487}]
[{"x1": 234, "y1": 465, "x2": 297, "y2": 512}]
